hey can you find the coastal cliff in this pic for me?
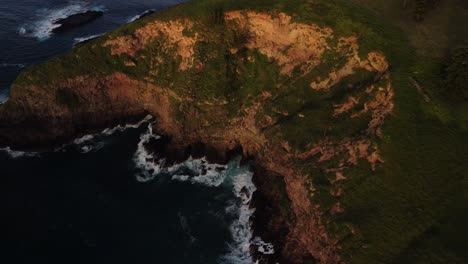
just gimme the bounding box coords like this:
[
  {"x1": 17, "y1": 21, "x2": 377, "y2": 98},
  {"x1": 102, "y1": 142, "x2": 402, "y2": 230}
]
[
  {"x1": 2, "y1": 0, "x2": 467, "y2": 263},
  {"x1": 0, "y1": 2, "x2": 392, "y2": 263}
]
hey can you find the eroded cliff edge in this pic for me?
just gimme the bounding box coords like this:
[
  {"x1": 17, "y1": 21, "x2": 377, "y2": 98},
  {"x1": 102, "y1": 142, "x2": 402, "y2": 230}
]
[{"x1": 0, "y1": 2, "x2": 395, "y2": 263}]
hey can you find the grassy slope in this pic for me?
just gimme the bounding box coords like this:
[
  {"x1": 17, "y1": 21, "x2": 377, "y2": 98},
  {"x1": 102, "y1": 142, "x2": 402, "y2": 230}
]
[
  {"x1": 166, "y1": 1, "x2": 468, "y2": 262},
  {"x1": 350, "y1": 0, "x2": 468, "y2": 58},
  {"x1": 10, "y1": 0, "x2": 468, "y2": 263},
  {"x1": 326, "y1": 1, "x2": 468, "y2": 263}
]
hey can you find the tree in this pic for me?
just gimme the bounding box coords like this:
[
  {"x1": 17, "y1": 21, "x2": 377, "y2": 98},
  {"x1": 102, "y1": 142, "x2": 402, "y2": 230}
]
[{"x1": 443, "y1": 43, "x2": 468, "y2": 101}]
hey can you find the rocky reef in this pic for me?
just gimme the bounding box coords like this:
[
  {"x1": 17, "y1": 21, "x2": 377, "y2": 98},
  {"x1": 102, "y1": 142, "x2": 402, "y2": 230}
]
[
  {"x1": 0, "y1": 1, "x2": 399, "y2": 263},
  {"x1": 52, "y1": 10, "x2": 104, "y2": 33}
]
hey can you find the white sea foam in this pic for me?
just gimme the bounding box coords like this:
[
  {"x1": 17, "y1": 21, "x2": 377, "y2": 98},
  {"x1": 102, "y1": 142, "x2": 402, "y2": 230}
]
[
  {"x1": 0, "y1": 63, "x2": 26, "y2": 68},
  {"x1": 102, "y1": 115, "x2": 153, "y2": 136},
  {"x1": 19, "y1": 2, "x2": 105, "y2": 41},
  {"x1": 127, "y1": 9, "x2": 155, "y2": 23},
  {"x1": 73, "y1": 34, "x2": 103, "y2": 45},
  {"x1": 0, "y1": 90, "x2": 9, "y2": 104},
  {"x1": 221, "y1": 161, "x2": 275, "y2": 263},
  {"x1": 252, "y1": 237, "x2": 275, "y2": 255},
  {"x1": 1, "y1": 115, "x2": 151, "y2": 159},
  {"x1": 132, "y1": 127, "x2": 274, "y2": 263},
  {"x1": 219, "y1": 167, "x2": 257, "y2": 264},
  {"x1": 63, "y1": 132, "x2": 100, "y2": 154},
  {"x1": 170, "y1": 157, "x2": 228, "y2": 187},
  {"x1": 133, "y1": 122, "x2": 164, "y2": 182},
  {"x1": 0, "y1": 147, "x2": 39, "y2": 159},
  {"x1": 73, "y1": 134, "x2": 94, "y2": 145},
  {"x1": 0, "y1": 62, "x2": 26, "y2": 104},
  {"x1": 59, "y1": 114, "x2": 153, "y2": 154},
  {"x1": 18, "y1": 27, "x2": 27, "y2": 35},
  {"x1": 132, "y1": 123, "x2": 228, "y2": 185}
]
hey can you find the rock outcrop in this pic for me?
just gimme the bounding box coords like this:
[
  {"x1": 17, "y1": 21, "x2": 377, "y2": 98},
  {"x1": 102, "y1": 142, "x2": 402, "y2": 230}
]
[{"x1": 52, "y1": 11, "x2": 104, "y2": 33}]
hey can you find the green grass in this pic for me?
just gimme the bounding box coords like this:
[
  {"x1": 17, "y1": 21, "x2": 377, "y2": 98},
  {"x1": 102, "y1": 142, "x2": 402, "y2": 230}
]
[
  {"x1": 350, "y1": 0, "x2": 468, "y2": 58},
  {"x1": 298, "y1": 1, "x2": 468, "y2": 263}
]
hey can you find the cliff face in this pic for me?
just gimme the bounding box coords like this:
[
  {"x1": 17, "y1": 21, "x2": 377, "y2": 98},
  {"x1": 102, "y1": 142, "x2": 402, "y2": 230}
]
[{"x1": 0, "y1": 2, "x2": 394, "y2": 263}]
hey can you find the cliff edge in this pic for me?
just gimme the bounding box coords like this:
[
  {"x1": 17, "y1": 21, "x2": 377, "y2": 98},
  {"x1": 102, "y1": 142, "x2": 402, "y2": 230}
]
[{"x1": 0, "y1": 2, "x2": 392, "y2": 263}]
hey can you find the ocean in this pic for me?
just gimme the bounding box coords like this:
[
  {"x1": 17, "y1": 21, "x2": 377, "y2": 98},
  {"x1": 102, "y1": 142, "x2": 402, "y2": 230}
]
[{"x1": 0, "y1": 1, "x2": 273, "y2": 263}]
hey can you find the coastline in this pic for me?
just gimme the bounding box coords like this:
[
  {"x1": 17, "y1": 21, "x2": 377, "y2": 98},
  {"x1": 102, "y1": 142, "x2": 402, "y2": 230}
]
[
  {"x1": 251, "y1": 164, "x2": 293, "y2": 264},
  {"x1": 0, "y1": 113, "x2": 292, "y2": 263},
  {"x1": 0, "y1": 2, "x2": 398, "y2": 262},
  {"x1": 141, "y1": 129, "x2": 292, "y2": 264}
]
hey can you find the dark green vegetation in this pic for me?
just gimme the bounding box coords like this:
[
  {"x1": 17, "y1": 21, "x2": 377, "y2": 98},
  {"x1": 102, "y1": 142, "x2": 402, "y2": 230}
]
[
  {"x1": 329, "y1": 0, "x2": 468, "y2": 263},
  {"x1": 351, "y1": 0, "x2": 468, "y2": 58},
  {"x1": 443, "y1": 43, "x2": 468, "y2": 101},
  {"x1": 411, "y1": 0, "x2": 441, "y2": 21},
  {"x1": 7, "y1": 0, "x2": 468, "y2": 263}
]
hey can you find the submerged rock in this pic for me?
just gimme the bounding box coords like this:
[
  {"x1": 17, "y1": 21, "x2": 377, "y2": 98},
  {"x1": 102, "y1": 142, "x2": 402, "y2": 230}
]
[{"x1": 52, "y1": 10, "x2": 104, "y2": 33}]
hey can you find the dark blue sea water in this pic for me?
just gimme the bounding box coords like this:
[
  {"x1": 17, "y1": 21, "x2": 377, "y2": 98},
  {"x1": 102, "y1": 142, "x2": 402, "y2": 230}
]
[
  {"x1": 0, "y1": 0, "x2": 187, "y2": 101},
  {"x1": 0, "y1": 1, "x2": 273, "y2": 263}
]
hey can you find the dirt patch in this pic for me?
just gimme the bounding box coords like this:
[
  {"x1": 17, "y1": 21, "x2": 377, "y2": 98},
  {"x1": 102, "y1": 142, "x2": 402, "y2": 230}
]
[
  {"x1": 310, "y1": 38, "x2": 389, "y2": 90},
  {"x1": 300, "y1": 137, "x2": 385, "y2": 173},
  {"x1": 334, "y1": 96, "x2": 359, "y2": 116},
  {"x1": 225, "y1": 11, "x2": 333, "y2": 76},
  {"x1": 103, "y1": 19, "x2": 200, "y2": 70}
]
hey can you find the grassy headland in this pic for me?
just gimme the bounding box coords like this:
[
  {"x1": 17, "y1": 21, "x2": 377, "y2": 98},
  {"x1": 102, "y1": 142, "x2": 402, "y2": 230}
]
[{"x1": 2, "y1": 0, "x2": 467, "y2": 263}]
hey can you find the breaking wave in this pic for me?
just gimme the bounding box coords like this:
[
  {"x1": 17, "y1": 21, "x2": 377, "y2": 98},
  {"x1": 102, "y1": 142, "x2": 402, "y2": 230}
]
[
  {"x1": 127, "y1": 9, "x2": 155, "y2": 23},
  {"x1": 133, "y1": 122, "x2": 228, "y2": 184},
  {"x1": 132, "y1": 126, "x2": 275, "y2": 263},
  {"x1": 1, "y1": 115, "x2": 153, "y2": 158},
  {"x1": 219, "y1": 166, "x2": 257, "y2": 264},
  {"x1": 0, "y1": 63, "x2": 26, "y2": 68},
  {"x1": 102, "y1": 115, "x2": 153, "y2": 135},
  {"x1": 0, "y1": 147, "x2": 39, "y2": 159},
  {"x1": 60, "y1": 115, "x2": 153, "y2": 154},
  {"x1": 170, "y1": 157, "x2": 228, "y2": 186},
  {"x1": 252, "y1": 237, "x2": 275, "y2": 255},
  {"x1": 0, "y1": 90, "x2": 9, "y2": 104},
  {"x1": 18, "y1": 2, "x2": 105, "y2": 41},
  {"x1": 73, "y1": 34, "x2": 103, "y2": 45},
  {"x1": 133, "y1": 122, "x2": 163, "y2": 182},
  {"x1": 66, "y1": 134, "x2": 105, "y2": 154},
  {"x1": 0, "y1": 63, "x2": 27, "y2": 104}
]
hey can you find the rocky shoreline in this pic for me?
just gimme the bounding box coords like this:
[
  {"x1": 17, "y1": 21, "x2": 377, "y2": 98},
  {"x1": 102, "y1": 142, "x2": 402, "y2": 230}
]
[
  {"x1": 251, "y1": 164, "x2": 294, "y2": 264},
  {"x1": 0, "y1": 111, "x2": 291, "y2": 263},
  {"x1": 0, "y1": 109, "x2": 148, "y2": 151},
  {"x1": 52, "y1": 10, "x2": 104, "y2": 33},
  {"x1": 140, "y1": 131, "x2": 293, "y2": 264}
]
